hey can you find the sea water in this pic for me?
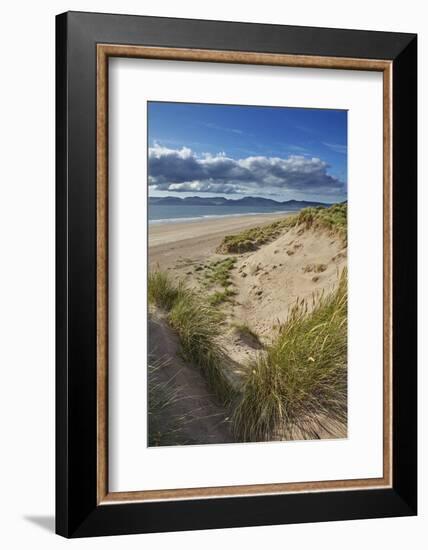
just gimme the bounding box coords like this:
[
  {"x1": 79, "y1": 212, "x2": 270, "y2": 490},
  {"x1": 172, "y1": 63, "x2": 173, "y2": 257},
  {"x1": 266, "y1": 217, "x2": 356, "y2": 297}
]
[{"x1": 148, "y1": 204, "x2": 294, "y2": 224}]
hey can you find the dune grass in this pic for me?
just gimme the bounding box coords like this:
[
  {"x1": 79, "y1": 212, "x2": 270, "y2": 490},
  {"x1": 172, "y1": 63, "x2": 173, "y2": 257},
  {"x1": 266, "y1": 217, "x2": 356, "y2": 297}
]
[
  {"x1": 216, "y1": 218, "x2": 291, "y2": 253},
  {"x1": 203, "y1": 257, "x2": 236, "y2": 287},
  {"x1": 148, "y1": 359, "x2": 191, "y2": 446},
  {"x1": 232, "y1": 270, "x2": 347, "y2": 442},
  {"x1": 208, "y1": 288, "x2": 237, "y2": 306},
  {"x1": 200, "y1": 257, "x2": 238, "y2": 305},
  {"x1": 294, "y1": 202, "x2": 347, "y2": 244},
  {"x1": 148, "y1": 270, "x2": 233, "y2": 402},
  {"x1": 148, "y1": 271, "x2": 187, "y2": 310},
  {"x1": 168, "y1": 297, "x2": 233, "y2": 400},
  {"x1": 217, "y1": 202, "x2": 347, "y2": 254}
]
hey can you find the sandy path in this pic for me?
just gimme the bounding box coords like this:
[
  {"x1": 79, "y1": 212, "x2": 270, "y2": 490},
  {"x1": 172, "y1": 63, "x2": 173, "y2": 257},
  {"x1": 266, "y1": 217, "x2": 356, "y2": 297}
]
[
  {"x1": 148, "y1": 312, "x2": 234, "y2": 446},
  {"x1": 149, "y1": 213, "x2": 291, "y2": 270}
]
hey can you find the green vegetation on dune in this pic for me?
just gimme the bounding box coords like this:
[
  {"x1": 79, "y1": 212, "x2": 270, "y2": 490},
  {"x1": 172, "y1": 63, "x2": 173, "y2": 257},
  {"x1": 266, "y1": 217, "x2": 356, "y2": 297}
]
[
  {"x1": 148, "y1": 271, "x2": 187, "y2": 310},
  {"x1": 232, "y1": 270, "x2": 347, "y2": 442},
  {"x1": 216, "y1": 218, "x2": 291, "y2": 253},
  {"x1": 294, "y1": 202, "x2": 347, "y2": 243},
  {"x1": 148, "y1": 270, "x2": 233, "y2": 402},
  {"x1": 203, "y1": 257, "x2": 236, "y2": 287},
  {"x1": 148, "y1": 359, "x2": 191, "y2": 446},
  {"x1": 149, "y1": 268, "x2": 348, "y2": 442},
  {"x1": 200, "y1": 257, "x2": 237, "y2": 305},
  {"x1": 168, "y1": 297, "x2": 232, "y2": 400},
  {"x1": 208, "y1": 288, "x2": 237, "y2": 306},
  {"x1": 217, "y1": 202, "x2": 347, "y2": 254}
]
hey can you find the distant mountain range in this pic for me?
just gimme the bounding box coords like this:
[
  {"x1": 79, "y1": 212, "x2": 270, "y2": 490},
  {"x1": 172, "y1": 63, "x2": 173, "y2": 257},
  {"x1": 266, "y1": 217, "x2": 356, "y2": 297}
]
[{"x1": 149, "y1": 196, "x2": 331, "y2": 209}]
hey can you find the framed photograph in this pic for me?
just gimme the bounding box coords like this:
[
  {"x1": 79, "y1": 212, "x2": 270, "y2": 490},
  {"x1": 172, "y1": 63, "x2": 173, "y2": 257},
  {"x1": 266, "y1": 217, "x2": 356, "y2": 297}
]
[{"x1": 56, "y1": 11, "x2": 417, "y2": 537}]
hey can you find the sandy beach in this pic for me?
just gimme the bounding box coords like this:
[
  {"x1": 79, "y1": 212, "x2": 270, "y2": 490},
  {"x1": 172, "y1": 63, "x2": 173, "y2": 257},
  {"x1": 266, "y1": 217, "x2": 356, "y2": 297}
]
[{"x1": 149, "y1": 212, "x2": 291, "y2": 269}]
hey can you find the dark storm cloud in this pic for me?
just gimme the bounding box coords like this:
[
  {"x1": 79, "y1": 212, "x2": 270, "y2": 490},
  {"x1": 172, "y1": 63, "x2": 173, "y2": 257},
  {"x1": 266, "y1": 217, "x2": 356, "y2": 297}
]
[{"x1": 148, "y1": 145, "x2": 345, "y2": 195}]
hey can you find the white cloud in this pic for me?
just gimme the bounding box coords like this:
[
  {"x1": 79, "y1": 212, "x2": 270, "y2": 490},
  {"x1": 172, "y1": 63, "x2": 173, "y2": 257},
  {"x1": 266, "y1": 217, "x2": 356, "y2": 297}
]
[
  {"x1": 148, "y1": 144, "x2": 345, "y2": 196},
  {"x1": 149, "y1": 143, "x2": 192, "y2": 159}
]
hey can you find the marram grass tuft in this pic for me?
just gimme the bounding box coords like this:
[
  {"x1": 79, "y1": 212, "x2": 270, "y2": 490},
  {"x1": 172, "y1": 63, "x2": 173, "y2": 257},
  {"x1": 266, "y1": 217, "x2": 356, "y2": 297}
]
[{"x1": 232, "y1": 270, "x2": 347, "y2": 441}]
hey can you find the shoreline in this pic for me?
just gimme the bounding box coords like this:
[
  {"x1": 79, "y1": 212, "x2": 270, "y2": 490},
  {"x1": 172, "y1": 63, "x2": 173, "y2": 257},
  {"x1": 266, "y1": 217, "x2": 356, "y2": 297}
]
[
  {"x1": 148, "y1": 213, "x2": 293, "y2": 269},
  {"x1": 148, "y1": 212, "x2": 292, "y2": 269},
  {"x1": 149, "y1": 211, "x2": 292, "y2": 246},
  {"x1": 149, "y1": 209, "x2": 294, "y2": 226}
]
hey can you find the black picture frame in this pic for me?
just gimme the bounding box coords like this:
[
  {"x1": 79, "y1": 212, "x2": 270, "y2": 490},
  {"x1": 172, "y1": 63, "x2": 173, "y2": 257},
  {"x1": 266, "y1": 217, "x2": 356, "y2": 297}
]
[{"x1": 56, "y1": 11, "x2": 417, "y2": 538}]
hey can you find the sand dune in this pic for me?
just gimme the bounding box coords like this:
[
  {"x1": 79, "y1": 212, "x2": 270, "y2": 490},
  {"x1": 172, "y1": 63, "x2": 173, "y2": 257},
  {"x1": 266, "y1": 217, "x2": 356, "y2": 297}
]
[
  {"x1": 150, "y1": 214, "x2": 346, "y2": 366},
  {"x1": 148, "y1": 211, "x2": 347, "y2": 442},
  {"x1": 226, "y1": 226, "x2": 347, "y2": 360}
]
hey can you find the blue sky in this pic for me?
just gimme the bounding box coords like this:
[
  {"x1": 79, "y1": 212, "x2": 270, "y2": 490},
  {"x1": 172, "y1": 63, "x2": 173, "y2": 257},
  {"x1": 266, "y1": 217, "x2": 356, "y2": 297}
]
[{"x1": 148, "y1": 102, "x2": 347, "y2": 203}]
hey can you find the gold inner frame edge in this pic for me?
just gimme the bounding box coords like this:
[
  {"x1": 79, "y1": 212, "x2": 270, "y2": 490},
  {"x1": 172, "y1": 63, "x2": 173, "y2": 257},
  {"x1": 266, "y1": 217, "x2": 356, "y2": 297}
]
[{"x1": 96, "y1": 44, "x2": 393, "y2": 505}]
